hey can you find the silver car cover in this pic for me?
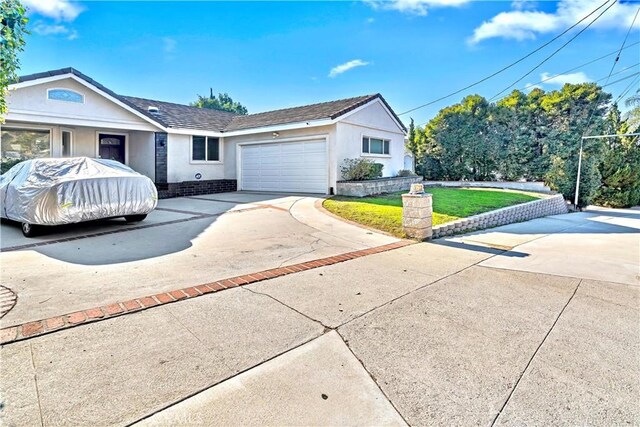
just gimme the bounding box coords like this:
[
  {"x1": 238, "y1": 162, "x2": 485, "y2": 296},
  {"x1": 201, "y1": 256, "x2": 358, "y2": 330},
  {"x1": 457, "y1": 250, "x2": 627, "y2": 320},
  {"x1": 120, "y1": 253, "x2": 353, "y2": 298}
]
[{"x1": 0, "y1": 157, "x2": 158, "y2": 225}]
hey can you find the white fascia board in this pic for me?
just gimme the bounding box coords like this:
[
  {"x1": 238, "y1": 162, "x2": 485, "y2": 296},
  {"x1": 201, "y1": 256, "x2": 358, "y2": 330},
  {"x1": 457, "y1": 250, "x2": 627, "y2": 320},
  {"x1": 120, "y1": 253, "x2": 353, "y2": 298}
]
[
  {"x1": 332, "y1": 98, "x2": 406, "y2": 134},
  {"x1": 5, "y1": 109, "x2": 161, "y2": 132},
  {"x1": 221, "y1": 119, "x2": 334, "y2": 137},
  {"x1": 9, "y1": 74, "x2": 70, "y2": 90},
  {"x1": 9, "y1": 74, "x2": 167, "y2": 132},
  {"x1": 168, "y1": 128, "x2": 225, "y2": 137}
]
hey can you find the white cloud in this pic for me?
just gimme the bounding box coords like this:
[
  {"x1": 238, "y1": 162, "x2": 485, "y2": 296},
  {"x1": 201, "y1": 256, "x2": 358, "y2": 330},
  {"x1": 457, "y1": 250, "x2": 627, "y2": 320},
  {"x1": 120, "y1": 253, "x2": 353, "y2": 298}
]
[
  {"x1": 470, "y1": 0, "x2": 640, "y2": 44},
  {"x1": 328, "y1": 59, "x2": 370, "y2": 78},
  {"x1": 366, "y1": 0, "x2": 470, "y2": 16},
  {"x1": 366, "y1": 17, "x2": 376, "y2": 24},
  {"x1": 33, "y1": 22, "x2": 68, "y2": 35},
  {"x1": 23, "y1": 0, "x2": 83, "y2": 21},
  {"x1": 540, "y1": 71, "x2": 591, "y2": 86},
  {"x1": 32, "y1": 21, "x2": 78, "y2": 40},
  {"x1": 162, "y1": 37, "x2": 177, "y2": 53}
]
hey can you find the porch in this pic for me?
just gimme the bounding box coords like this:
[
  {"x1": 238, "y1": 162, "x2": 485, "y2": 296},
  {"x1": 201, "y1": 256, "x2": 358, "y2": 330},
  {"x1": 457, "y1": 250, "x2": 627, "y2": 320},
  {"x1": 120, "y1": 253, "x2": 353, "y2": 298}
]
[{"x1": 0, "y1": 122, "x2": 157, "y2": 181}]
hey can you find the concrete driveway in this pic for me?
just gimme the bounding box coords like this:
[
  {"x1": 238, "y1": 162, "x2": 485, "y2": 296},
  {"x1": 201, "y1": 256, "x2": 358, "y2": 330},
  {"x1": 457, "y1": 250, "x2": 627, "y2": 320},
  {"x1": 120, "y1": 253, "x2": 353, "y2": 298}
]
[
  {"x1": 0, "y1": 192, "x2": 397, "y2": 327},
  {"x1": 0, "y1": 205, "x2": 638, "y2": 426}
]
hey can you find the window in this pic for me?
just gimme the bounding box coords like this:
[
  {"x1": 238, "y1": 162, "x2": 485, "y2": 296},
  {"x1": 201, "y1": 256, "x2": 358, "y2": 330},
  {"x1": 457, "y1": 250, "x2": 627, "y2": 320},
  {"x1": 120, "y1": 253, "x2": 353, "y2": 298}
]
[
  {"x1": 1, "y1": 128, "x2": 51, "y2": 167},
  {"x1": 362, "y1": 136, "x2": 390, "y2": 155},
  {"x1": 192, "y1": 136, "x2": 220, "y2": 162},
  {"x1": 62, "y1": 131, "x2": 72, "y2": 157},
  {"x1": 47, "y1": 89, "x2": 84, "y2": 103}
]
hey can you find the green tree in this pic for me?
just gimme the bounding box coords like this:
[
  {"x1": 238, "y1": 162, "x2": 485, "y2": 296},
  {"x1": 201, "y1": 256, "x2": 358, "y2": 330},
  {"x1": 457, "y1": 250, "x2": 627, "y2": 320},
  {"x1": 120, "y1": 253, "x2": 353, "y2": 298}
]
[
  {"x1": 190, "y1": 88, "x2": 248, "y2": 115},
  {"x1": 0, "y1": 0, "x2": 28, "y2": 121},
  {"x1": 420, "y1": 95, "x2": 496, "y2": 180},
  {"x1": 541, "y1": 83, "x2": 610, "y2": 207},
  {"x1": 625, "y1": 89, "x2": 640, "y2": 131},
  {"x1": 594, "y1": 105, "x2": 640, "y2": 207},
  {"x1": 405, "y1": 118, "x2": 418, "y2": 171}
]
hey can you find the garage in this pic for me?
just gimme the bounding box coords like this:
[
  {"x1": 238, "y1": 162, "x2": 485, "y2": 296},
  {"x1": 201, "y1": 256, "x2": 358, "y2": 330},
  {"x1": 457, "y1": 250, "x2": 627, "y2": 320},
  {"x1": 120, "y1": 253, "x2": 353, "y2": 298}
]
[{"x1": 240, "y1": 140, "x2": 328, "y2": 194}]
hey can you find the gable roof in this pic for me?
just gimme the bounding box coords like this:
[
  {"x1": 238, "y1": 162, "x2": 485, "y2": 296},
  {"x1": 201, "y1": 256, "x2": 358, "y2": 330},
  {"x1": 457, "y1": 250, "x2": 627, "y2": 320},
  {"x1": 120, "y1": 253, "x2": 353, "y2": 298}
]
[
  {"x1": 15, "y1": 67, "x2": 406, "y2": 133},
  {"x1": 121, "y1": 96, "x2": 237, "y2": 131},
  {"x1": 17, "y1": 67, "x2": 168, "y2": 128},
  {"x1": 225, "y1": 94, "x2": 378, "y2": 131}
]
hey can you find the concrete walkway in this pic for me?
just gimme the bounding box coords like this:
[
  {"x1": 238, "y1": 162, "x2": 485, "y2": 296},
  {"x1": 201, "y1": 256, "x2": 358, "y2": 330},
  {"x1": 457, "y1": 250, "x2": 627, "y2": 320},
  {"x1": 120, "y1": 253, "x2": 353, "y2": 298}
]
[{"x1": 0, "y1": 206, "x2": 637, "y2": 426}]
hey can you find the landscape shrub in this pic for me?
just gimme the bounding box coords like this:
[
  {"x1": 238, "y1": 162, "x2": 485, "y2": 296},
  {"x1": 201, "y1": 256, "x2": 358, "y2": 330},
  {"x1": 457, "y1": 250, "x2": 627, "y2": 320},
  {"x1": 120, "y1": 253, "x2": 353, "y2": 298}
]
[
  {"x1": 340, "y1": 158, "x2": 384, "y2": 181},
  {"x1": 396, "y1": 169, "x2": 415, "y2": 177}
]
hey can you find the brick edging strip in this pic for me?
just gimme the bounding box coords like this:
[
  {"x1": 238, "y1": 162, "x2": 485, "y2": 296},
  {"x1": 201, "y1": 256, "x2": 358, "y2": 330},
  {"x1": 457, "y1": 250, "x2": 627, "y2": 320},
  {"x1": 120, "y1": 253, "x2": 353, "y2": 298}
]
[{"x1": 0, "y1": 240, "x2": 413, "y2": 345}]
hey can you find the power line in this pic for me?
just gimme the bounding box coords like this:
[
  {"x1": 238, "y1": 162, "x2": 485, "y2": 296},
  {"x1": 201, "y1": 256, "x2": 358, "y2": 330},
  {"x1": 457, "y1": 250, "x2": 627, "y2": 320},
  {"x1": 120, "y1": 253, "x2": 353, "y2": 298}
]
[
  {"x1": 602, "y1": 71, "x2": 640, "y2": 88},
  {"x1": 512, "y1": 62, "x2": 639, "y2": 97},
  {"x1": 525, "y1": 42, "x2": 638, "y2": 88},
  {"x1": 489, "y1": 0, "x2": 618, "y2": 101},
  {"x1": 613, "y1": 74, "x2": 640, "y2": 104},
  {"x1": 397, "y1": 0, "x2": 614, "y2": 116},
  {"x1": 417, "y1": 69, "x2": 640, "y2": 127},
  {"x1": 582, "y1": 5, "x2": 639, "y2": 138}
]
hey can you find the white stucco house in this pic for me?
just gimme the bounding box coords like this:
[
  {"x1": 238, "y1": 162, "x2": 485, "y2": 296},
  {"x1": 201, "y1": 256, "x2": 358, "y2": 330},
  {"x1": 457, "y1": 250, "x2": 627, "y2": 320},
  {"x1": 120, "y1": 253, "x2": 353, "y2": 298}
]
[{"x1": 1, "y1": 68, "x2": 407, "y2": 197}]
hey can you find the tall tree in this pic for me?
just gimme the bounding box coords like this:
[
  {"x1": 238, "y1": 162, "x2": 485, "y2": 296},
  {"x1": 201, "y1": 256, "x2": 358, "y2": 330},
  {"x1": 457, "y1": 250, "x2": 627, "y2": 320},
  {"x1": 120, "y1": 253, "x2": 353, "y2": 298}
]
[
  {"x1": 542, "y1": 83, "x2": 610, "y2": 206},
  {"x1": 190, "y1": 89, "x2": 248, "y2": 115},
  {"x1": 0, "y1": 0, "x2": 28, "y2": 122},
  {"x1": 405, "y1": 118, "x2": 418, "y2": 171},
  {"x1": 594, "y1": 105, "x2": 640, "y2": 207}
]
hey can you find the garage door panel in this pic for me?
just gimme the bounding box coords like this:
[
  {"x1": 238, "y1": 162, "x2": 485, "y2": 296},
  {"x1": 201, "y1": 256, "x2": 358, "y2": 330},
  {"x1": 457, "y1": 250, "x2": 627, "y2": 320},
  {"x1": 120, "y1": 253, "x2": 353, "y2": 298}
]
[{"x1": 241, "y1": 140, "x2": 327, "y2": 193}]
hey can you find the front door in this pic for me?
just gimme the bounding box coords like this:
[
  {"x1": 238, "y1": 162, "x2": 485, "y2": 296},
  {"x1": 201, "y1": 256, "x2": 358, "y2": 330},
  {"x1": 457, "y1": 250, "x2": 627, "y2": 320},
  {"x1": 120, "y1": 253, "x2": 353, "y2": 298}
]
[{"x1": 98, "y1": 134, "x2": 125, "y2": 163}]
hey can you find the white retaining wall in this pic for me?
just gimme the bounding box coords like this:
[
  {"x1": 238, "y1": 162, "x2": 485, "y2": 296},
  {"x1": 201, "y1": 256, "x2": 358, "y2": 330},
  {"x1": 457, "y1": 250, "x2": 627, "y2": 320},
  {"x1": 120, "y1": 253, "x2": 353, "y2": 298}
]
[{"x1": 432, "y1": 194, "x2": 568, "y2": 238}]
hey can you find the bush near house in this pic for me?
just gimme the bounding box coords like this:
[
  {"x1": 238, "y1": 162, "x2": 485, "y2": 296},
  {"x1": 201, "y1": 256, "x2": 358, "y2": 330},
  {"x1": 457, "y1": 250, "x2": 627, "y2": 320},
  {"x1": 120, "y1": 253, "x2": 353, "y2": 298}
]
[
  {"x1": 396, "y1": 169, "x2": 416, "y2": 177},
  {"x1": 340, "y1": 158, "x2": 383, "y2": 181}
]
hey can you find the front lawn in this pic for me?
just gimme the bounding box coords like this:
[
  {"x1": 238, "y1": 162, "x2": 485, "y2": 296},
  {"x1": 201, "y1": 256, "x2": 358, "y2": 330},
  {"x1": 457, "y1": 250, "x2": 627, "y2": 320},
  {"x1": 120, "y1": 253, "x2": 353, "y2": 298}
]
[{"x1": 323, "y1": 187, "x2": 540, "y2": 237}]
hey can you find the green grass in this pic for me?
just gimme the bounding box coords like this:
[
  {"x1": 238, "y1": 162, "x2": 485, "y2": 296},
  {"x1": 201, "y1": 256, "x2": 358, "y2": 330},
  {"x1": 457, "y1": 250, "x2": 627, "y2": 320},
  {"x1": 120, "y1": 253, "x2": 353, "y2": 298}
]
[{"x1": 323, "y1": 187, "x2": 540, "y2": 237}]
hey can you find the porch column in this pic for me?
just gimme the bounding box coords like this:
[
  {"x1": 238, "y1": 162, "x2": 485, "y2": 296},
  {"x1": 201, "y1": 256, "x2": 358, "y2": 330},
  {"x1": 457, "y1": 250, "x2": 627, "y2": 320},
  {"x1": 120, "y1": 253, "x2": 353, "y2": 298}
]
[{"x1": 155, "y1": 132, "x2": 168, "y2": 184}]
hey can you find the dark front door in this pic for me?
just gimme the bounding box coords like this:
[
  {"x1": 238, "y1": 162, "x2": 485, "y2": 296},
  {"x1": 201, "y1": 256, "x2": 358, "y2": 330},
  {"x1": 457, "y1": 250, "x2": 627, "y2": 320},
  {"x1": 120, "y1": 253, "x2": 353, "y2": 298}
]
[{"x1": 98, "y1": 134, "x2": 125, "y2": 163}]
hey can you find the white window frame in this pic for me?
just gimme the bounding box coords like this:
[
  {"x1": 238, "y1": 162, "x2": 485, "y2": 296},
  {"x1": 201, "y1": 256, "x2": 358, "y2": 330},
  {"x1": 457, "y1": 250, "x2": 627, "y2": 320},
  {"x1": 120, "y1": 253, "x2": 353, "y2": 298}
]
[
  {"x1": 61, "y1": 128, "x2": 74, "y2": 157},
  {"x1": 190, "y1": 135, "x2": 223, "y2": 164},
  {"x1": 1, "y1": 125, "x2": 54, "y2": 160},
  {"x1": 46, "y1": 88, "x2": 85, "y2": 104},
  {"x1": 361, "y1": 135, "x2": 391, "y2": 157}
]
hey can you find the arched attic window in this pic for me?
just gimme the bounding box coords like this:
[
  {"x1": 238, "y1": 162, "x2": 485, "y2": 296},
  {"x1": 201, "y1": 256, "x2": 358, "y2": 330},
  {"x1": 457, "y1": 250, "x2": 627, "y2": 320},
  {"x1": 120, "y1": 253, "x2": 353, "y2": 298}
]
[{"x1": 47, "y1": 88, "x2": 85, "y2": 104}]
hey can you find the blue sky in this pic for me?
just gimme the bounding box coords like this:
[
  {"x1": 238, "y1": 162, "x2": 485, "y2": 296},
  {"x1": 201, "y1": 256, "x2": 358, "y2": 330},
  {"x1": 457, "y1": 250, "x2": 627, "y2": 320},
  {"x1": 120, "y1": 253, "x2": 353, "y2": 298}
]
[{"x1": 19, "y1": 0, "x2": 640, "y2": 125}]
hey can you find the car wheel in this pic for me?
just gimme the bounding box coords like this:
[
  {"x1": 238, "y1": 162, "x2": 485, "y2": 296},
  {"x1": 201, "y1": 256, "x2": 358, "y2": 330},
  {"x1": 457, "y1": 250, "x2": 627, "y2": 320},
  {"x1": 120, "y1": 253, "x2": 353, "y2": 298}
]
[
  {"x1": 124, "y1": 214, "x2": 147, "y2": 223},
  {"x1": 21, "y1": 223, "x2": 39, "y2": 238}
]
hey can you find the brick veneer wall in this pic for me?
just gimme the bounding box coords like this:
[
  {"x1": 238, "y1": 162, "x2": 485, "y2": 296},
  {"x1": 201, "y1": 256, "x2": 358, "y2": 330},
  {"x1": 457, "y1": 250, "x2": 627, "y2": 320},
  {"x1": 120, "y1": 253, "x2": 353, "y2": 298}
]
[
  {"x1": 156, "y1": 179, "x2": 237, "y2": 199},
  {"x1": 432, "y1": 194, "x2": 568, "y2": 238}
]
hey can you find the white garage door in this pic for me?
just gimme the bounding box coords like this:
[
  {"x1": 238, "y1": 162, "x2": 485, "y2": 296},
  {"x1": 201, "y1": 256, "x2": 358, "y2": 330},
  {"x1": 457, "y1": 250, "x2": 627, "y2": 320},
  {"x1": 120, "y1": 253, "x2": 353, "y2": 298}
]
[{"x1": 241, "y1": 140, "x2": 328, "y2": 194}]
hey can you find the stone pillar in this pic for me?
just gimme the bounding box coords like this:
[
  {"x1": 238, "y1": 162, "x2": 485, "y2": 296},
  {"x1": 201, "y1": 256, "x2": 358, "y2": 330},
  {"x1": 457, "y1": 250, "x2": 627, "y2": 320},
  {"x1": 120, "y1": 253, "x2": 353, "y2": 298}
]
[{"x1": 402, "y1": 183, "x2": 433, "y2": 241}]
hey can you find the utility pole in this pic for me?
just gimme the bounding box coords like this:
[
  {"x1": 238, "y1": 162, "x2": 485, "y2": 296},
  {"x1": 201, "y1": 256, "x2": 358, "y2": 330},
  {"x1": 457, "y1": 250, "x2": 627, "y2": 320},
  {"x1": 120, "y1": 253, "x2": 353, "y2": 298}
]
[{"x1": 574, "y1": 132, "x2": 640, "y2": 207}]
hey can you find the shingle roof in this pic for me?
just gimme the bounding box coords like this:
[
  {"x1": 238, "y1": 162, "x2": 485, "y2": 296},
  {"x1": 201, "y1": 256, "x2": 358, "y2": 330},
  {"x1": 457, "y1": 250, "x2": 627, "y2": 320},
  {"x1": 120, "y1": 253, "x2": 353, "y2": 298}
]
[
  {"x1": 225, "y1": 94, "x2": 377, "y2": 131},
  {"x1": 121, "y1": 96, "x2": 237, "y2": 131},
  {"x1": 16, "y1": 68, "x2": 406, "y2": 133}
]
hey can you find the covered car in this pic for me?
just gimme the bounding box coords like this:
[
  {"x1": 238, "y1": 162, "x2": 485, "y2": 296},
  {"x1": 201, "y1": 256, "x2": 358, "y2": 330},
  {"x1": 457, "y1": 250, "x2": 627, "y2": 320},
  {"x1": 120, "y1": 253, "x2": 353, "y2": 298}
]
[{"x1": 0, "y1": 157, "x2": 158, "y2": 236}]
